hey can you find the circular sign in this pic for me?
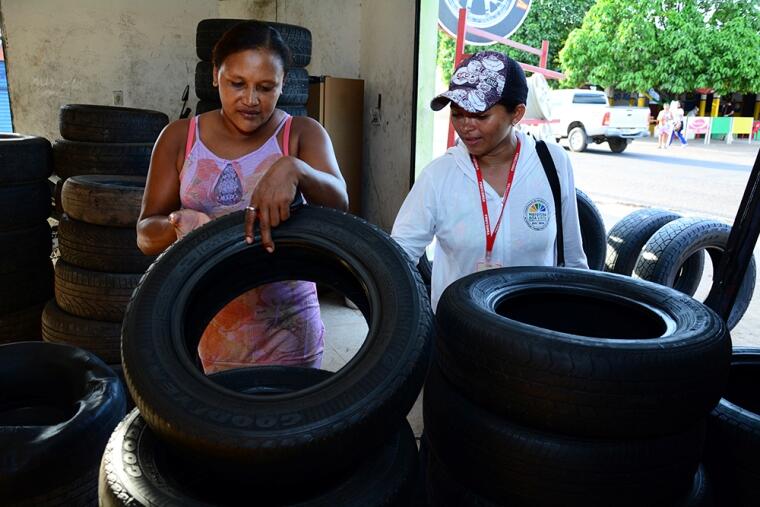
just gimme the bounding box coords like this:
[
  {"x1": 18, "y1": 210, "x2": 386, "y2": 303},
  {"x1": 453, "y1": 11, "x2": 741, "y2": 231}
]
[{"x1": 438, "y1": 0, "x2": 533, "y2": 46}]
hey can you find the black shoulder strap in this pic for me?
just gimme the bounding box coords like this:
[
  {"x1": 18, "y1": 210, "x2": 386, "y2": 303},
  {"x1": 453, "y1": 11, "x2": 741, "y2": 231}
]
[{"x1": 535, "y1": 140, "x2": 565, "y2": 267}]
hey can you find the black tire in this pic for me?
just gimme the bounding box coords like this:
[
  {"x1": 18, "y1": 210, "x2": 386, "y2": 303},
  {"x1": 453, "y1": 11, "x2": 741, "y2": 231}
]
[
  {"x1": 634, "y1": 217, "x2": 755, "y2": 329},
  {"x1": 278, "y1": 68, "x2": 309, "y2": 105},
  {"x1": 278, "y1": 104, "x2": 308, "y2": 117},
  {"x1": 58, "y1": 214, "x2": 154, "y2": 273},
  {"x1": 0, "y1": 222, "x2": 52, "y2": 274},
  {"x1": 0, "y1": 341, "x2": 125, "y2": 504},
  {"x1": 196, "y1": 19, "x2": 312, "y2": 67},
  {"x1": 53, "y1": 139, "x2": 152, "y2": 180},
  {"x1": 426, "y1": 443, "x2": 499, "y2": 506},
  {"x1": 41, "y1": 299, "x2": 122, "y2": 364},
  {"x1": 59, "y1": 104, "x2": 168, "y2": 143},
  {"x1": 60, "y1": 175, "x2": 145, "y2": 227},
  {"x1": 195, "y1": 62, "x2": 309, "y2": 105},
  {"x1": 435, "y1": 266, "x2": 730, "y2": 438},
  {"x1": 100, "y1": 368, "x2": 418, "y2": 506},
  {"x1": 0, "y1": 134, "x2": 53, "y2": 184},
  {"x1": 0, "y1": 260, "x2": 54, "y2": 315},
  {"x1": 54, "y1": 260, "x2": 141, "y2": 322},
  {"x1": 121, "y1": 205, "x2": 432, "y2": 476},
  {"x1": 108, "y1": 364, "x2": 135, "y2": 413},
  {"x1": 0, "y1": 181, "x2": 51, "y2": 230},
  {"x1": 195, "y1": 100, "x2": 220, "y2": 115},
  {"x1": 567, "y1": 126, "x2": 588, "y2": 152},
  {"x1": 606, "y1": 208, "x2": 706, "y2": 296},
  {"x1": 417, "y1": 254, "x2": 432, "y2": 289},
  {"x1": 575, "y1": 189, "x2": 606, "y2": 270},
  {"x1": 705, "y1": 347, "x2": 760, "y2": 506},
  {"x1": 423, "y1": 363, "x2": 704, "y2": 507},
  {"x1": 608, "y1": 137, "x2": 628, "y2": 153},
  {"x1": 606, "y1": 208, "x2": 683, "y2": 275},
  {"x1": 193, "y1": 60, "x2": 217, "y2": 102},
  {"x1": 0, "y1": 303, "x2": 44, "y2": 344}
]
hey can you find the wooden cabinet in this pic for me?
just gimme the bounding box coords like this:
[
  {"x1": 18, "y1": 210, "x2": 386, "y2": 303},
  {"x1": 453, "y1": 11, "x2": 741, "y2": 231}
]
[{"x1": 306, "y1": 76, "x2": 364, "y2": 217}]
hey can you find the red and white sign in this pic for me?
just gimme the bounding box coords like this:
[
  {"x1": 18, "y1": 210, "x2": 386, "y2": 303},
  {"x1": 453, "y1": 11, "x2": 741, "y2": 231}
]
[{"x1": 687, "y1": 117, "x2": 710, "y2": 134}]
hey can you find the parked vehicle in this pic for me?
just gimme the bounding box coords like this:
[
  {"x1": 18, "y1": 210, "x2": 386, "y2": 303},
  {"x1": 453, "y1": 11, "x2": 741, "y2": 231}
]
[{"x1": 550, "y1": 89, "x2": 650, "y2": 153}]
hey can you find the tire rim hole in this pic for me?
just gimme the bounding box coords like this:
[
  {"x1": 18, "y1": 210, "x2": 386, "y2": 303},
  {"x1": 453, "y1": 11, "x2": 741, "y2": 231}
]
[{"x1": 495, "y1": 288, "x2": 669, "y2": 339}]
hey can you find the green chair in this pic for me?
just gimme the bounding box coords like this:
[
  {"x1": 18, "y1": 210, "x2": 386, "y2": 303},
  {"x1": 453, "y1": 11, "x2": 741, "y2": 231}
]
[{"x1": 708, "y1": 117, "x2": 732, "y2": 144}]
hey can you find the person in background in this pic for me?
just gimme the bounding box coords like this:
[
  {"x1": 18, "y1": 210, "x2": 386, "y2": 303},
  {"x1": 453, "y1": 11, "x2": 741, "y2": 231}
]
[
  {"x1": 391, "y1": 51, "x2": 588, "y2": 312},
  {"x1": 137, "y1": 21, "x2": 347, "y2": 373},
  {"x1": 721, "y1": 99, "x2": 735, "y2": 117},
  {"x1": 656, "y1": 103, "x2": 673, "y2": 149},
  {"x1": 669, "y1": 100, "x2": 688, "y2": 148}
]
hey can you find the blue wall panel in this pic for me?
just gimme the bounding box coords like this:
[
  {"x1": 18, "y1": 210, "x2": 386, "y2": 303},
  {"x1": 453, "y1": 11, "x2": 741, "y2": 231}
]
[{"x1": 0, "y1": 62, "x2": 13, "y2": 132}]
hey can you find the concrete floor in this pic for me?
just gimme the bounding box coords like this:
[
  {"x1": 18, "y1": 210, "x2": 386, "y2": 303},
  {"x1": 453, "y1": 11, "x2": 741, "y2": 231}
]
[{"x1": 318, "y1": 290, "x2": 424, "y2": 440}]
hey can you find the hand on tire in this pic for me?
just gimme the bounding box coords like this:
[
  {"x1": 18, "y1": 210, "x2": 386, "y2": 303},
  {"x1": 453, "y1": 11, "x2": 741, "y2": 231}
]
[
  {"x1": 168, "y1": 209, "x2": 211, "y2": 240},
  {"x1": 244, "y1": 156, "x2": 300, "y2": 252}
]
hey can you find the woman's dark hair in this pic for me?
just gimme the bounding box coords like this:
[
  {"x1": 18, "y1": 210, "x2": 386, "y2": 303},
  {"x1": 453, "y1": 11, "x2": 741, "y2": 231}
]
[
  {"x1": 212, "y1": 21, "x2": 292, "y2": 70},
  {"x1": 498, "y1": 98, "x2": 521, "y2": 114}
]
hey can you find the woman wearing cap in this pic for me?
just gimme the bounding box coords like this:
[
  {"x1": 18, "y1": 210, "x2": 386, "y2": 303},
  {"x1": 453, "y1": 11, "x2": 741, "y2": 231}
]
[
  {"x1": 137, "y1": 21, "x2": 347, "y2": 373},
  {"x1": 392, "y1": 51, "x2": 587, "y2": 312}
]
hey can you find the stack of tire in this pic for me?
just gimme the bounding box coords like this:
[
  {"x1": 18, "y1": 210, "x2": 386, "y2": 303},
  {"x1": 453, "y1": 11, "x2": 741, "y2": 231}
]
[
  {"x1": 424, "y1": 266, "x2": 731, "y2": 505},
  {"x1": 98, "y1": 206, "x2": 432, "y2": 505},
  {"x1": 704, "y1": 347, "x2": 760, "y2": 506},
  {"x1": 51, "y1": 105, "x2": 166, "y2": 216},
  {"x1": 43, "y1": 105, "x2": 166, "y2": 392},
  {"x1": 194, "y1": 19, "x2": 311, "y2": 117},
  {"x1": 605, "y1": 208, "x2": 755, "y2": 329},
  {"x1": 1, "y1": 341, "x2": 126, "y2": 505},
  {"x1": 0, "y1": 134, "x2": 54, "y2": 343}
]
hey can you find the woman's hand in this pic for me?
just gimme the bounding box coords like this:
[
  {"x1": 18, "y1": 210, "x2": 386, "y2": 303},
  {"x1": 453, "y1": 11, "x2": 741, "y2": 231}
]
[
  {"x1": 244, "y1": 156, "x2": 301, "y2": 252},
  {"x1": 168, "y1": 209, "x2": 211, "y2": 240}
]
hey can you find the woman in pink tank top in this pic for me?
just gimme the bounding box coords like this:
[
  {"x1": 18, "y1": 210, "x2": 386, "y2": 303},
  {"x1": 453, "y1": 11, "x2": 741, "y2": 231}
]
[{"x1": 136, "y1": 21, "x2": 348, "y2": 374}]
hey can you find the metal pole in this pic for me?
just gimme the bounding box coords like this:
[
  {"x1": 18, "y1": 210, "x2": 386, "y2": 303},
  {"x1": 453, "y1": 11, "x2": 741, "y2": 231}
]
[{"x1": 705, "y1": 148, "x2": 760, "y2": 322}]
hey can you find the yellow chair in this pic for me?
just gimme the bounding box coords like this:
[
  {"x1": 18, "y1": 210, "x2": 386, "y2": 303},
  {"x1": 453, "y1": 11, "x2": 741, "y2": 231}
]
[{"x1": 731, "y1": 117, "x2": 753, "y2": 144}]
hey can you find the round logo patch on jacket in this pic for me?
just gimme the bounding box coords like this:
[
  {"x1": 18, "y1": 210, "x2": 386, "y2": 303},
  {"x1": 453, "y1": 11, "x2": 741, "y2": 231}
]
[{"x1": 524, "y1": 198, "x2": 550, "y2": 230}]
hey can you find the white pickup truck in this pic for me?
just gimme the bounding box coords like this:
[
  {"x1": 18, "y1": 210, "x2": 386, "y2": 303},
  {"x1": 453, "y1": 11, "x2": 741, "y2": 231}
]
[{"x1": 549, "y1": 89, "x2": 651, "y2": 153}]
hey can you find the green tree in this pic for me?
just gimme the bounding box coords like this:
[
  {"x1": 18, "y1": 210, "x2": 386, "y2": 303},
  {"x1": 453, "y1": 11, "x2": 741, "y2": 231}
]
[
  {"x1": 560, "y1": 0, "x2": 760, "y2": 95},
  {"x1": 437, "y1": 0, "x2": 595, "y2": 84}
]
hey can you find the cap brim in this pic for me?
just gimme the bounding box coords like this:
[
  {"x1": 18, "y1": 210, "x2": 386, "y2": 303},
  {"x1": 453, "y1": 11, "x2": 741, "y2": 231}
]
[
  {"x1": 430, "y1": 94, "x2": 453, "y2": 111},
  {"x1": 430, "y1": 90, "x2": 488, "y2": 113}
]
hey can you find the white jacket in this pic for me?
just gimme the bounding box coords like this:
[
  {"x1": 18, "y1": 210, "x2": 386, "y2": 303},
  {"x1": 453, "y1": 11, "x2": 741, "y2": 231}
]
[{"x1": 392, "y1": 131, "x2": 588, "y2": 311}]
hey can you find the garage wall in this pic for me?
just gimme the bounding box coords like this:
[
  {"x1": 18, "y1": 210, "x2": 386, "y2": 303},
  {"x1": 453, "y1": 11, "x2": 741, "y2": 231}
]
[
  {"x1": 358, "y1": 0, "x2": 416, "y2": 229},
  {"x1": 0, "y1": 0, "x2": 216, "y2": 141},
  {"x1": 0, "y1": 0, "x2": 416, "y2": 229}
]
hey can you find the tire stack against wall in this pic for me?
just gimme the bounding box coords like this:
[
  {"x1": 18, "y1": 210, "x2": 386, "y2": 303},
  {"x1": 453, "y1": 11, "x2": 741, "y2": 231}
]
[
  {"x1": 99, "y1": 207, "x2": 432, "y2": 505},
  {"x1": 43, "y1": 105, "x2": 166, "y2": 391},
  {"x1": 425, "y1": 267, "x2": 731, "y2": 505},
  {"x1": 605, "y1": 207, "x2": 755, "y2": 329},
  {"x1": 194, "y1": 19, "x2": 311, "y2": 117},
  {"x1": 0, "y1": 134, "x2": 54, "y2": 344}
]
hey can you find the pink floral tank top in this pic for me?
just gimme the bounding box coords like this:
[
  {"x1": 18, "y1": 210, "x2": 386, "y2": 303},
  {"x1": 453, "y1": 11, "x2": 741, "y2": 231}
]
[{"x1": 180, "y1": 114, "x2": 324, "y2": 374}]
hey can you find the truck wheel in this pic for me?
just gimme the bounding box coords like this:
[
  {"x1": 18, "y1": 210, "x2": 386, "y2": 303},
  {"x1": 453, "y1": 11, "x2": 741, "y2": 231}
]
[
  {"x1": 568, "y1": 127, "x2": 588, "y2": 152},
  {"x1": 608, "y1": 137, "x2": 628, "y2": 153}
]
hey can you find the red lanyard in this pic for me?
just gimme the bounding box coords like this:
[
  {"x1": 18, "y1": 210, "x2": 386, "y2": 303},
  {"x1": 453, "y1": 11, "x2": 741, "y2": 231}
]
[{"x1": 471, "y1": 139, "x2": 521, "y2": 259}]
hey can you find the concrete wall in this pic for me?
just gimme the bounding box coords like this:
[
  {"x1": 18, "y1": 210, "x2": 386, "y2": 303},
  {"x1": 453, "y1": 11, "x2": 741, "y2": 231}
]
[
  {"x1": 0, "y1": 0, "x2": 217, "y2": 141},
  {"x1": 0, "y1": 0, "x2": 416, "y2": 229},
  {"x1": 358, "y1": 0, "x2": 416, "y2": 229}
]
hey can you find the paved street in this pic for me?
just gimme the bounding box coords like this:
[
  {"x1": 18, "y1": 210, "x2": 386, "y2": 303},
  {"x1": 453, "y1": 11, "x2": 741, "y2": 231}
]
[{"x1": 568, "y1": 136, "x2": 760, "y2": 346}]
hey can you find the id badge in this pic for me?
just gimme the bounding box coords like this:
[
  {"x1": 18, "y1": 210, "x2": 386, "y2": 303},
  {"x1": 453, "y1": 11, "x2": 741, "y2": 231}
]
[{"x1": 475, "y1": 257, "x2": 502, "y2": 272}]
